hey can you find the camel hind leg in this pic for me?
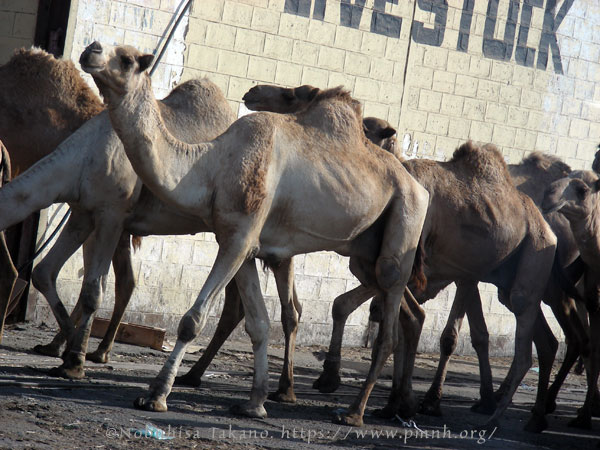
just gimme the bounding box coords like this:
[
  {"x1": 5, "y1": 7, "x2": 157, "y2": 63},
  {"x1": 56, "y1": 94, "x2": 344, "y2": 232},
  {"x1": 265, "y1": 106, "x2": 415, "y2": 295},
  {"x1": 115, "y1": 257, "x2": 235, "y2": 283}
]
[
  {"x1": 335, "y1": 189, "x2": 428, "y2": 427},
  {"x1": 313, "y1": 285, "x2": 376, "y2": 393},
  {"x1": 485, "y1": 232, "x2": 556, "y2": 429},
  {"x1": 0, "y1": 231, "x2": 18, "y2": 344},
  {"x1": 50, "y1": 215, "x2": 123, "y2": 379},
  {"x1": 87, "y1": 231, "x2": 135, "y2": 363},
  {"x1": 268, "y1": 258, "x2": 301, "y2": 403}
]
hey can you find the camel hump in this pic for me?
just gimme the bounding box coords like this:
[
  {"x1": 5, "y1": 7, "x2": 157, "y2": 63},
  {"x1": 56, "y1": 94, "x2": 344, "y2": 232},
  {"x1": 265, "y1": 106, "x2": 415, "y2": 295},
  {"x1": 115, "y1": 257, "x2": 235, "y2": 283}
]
[
  {"x1": 314, "y1": 86, "x2": 362, "y2": 117},
  {"x1": 520, "y1": 152, "x2": 571, "y2": 178},
  {"x1": 449, "y1": 141, "x2": 510, "y2": 181}
]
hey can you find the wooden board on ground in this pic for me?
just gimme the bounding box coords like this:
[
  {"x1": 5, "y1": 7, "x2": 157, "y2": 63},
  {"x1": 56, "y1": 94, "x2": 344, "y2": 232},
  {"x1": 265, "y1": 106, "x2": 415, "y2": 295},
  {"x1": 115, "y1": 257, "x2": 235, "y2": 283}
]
[{"x1": 90, "y1": 317, "x2": 165, "y2": 351}]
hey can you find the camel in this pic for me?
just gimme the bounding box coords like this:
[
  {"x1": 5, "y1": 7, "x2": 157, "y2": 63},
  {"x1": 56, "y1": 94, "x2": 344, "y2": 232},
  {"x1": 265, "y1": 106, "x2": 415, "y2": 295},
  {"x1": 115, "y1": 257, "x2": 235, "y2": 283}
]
[
  {"x1": 173, "y1": 116, "x2": 398, "y2": 396},
  {"x1": 240, "y1": 84, "x2": 558, "y2": 430},
  {"x1": 0, "y1": 48, "x2": 104, "y2": 176},
  {"x1": 0, "y1": 49, "x2": 312, "y2": 406},
  {"x1": 0, "y1": 48, "x2": 104, "y2": 341},
  {"x1": 0, "y1": 140, "x2": 18, "y2": 343},
  {"x1": 80, "y1": 41, "x2": 429, "y2": 425},
  {"x1": 0, "y1": 65, "x2": 245, "y2": 370},
  {"x1": 543, "y1": 170, "x2": 600, "y2": 429}
]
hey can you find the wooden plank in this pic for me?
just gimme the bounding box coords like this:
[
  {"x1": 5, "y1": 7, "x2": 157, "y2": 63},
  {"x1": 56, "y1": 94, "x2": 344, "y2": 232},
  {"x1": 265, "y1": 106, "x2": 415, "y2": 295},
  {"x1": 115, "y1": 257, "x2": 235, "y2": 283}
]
[{"x1": 90, "y1": 317, "x2": 165, "y2": 351}]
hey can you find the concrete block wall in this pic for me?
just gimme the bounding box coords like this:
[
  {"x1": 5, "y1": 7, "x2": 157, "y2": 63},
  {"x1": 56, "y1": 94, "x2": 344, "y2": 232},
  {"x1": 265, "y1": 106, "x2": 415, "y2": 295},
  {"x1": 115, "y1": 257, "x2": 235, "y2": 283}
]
[
  {"x1": 29, "y1": 0, "x2": 600, "y2": 356},
  {"x1": 0, "y1": 0, "x2": 38, "y2": 63}
]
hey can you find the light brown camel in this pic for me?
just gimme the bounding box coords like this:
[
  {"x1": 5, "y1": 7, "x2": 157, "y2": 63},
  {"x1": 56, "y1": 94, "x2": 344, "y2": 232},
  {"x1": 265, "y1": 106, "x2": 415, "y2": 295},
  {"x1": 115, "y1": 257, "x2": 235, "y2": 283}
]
[
  {"x1": 0, "y1": 140, "x2": 18, "y2": 343},
  {"x1": 543, "y1": 170, "x2": 600, "y2": 429},
  {"x1": 173, "y1": 116, "x2": 397, "y2": 396},
  {"x1": 80, "y1": 41, "x2": 429, "y2": 425},
  {"x1": 241, "y1": 84, "x2": 558, "y2": 430},
  {"x1": 0, "y1": 49, "x2": 308, "y2": 406}
]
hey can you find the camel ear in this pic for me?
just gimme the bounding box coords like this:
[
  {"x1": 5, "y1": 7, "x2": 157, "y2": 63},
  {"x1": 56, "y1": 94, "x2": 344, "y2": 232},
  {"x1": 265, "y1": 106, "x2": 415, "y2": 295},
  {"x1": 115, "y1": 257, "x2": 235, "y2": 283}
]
[
  {"x1": 595, "y1": 179, "x2": 600, "y2": 192},
  {"x1": 379, "y1": 126, "x2": 396, "y2": 139},
  {"x1": 137, "y1": 54, "x2": 154, "y2": 73}
]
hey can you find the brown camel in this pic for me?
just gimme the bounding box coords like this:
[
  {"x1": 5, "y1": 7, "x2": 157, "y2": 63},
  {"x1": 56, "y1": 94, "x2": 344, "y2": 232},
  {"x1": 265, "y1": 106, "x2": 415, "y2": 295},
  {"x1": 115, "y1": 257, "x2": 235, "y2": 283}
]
[
  {"x1": 0, "y1": 48, "x2": 104, "y2": 175},
  {"x1": 543, "y1": 170, "x2": 600, "y2": 430},
  {"x1": 80, "y1": 41, "x2": 429, "y2": 425},
  {"x1": 0, "y1": 140, "x2": 18, "y2": 343},
  {"x1": 241, "y1": 84, "x2": 558, "y2": 430}
]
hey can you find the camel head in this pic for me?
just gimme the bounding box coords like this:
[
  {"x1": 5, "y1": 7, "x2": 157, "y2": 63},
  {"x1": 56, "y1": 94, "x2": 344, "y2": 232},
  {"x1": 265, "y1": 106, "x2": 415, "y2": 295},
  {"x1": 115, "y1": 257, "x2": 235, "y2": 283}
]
[
  {"x1": 592, "y1": 144, "x2": 600, "y2": 174},
  {"x1": 243, "y1": 84, "x2": 320, "y2": 113},
  {"x1": 542, "y1": 171, "x2": 600, "y2": 221},
  {"x1": 79, "y1": 41, "x2": 154, "y2": 102},
  {"x1": 362, "y1": 117, "x2": 398, "y2": 157}
]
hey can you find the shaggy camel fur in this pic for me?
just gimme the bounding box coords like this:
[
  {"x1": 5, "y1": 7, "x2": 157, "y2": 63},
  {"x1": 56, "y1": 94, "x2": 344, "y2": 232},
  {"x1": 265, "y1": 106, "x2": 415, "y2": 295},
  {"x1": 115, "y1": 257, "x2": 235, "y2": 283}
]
[
  {"x1": 0, "y1": 48, "x2": 104, "y2": 175},
  {"x1": 0, "y1": 141, "x2": 17, "y2": 343},
  {"x1": 0, "y1": 75, "x2": 240, "y2": 372},
  {"x1": 241, "y1": 84, "x2": 558, "y2": 430},
  {"x1": 80, "y1": 41, "x2": 428, "y2": 425},
  {"x1": 543, "y1": 170, "x2": 600, "y2": 430}
]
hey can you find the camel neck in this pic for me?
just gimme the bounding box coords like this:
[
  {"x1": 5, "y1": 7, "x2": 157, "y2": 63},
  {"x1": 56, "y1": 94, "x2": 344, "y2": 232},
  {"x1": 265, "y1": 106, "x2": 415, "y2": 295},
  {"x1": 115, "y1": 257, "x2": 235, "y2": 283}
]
[
  {"x1": 570, "y1": 203, "x2": 600, "y2": 265},
  {"x1": 105, "y1": 76, "x2": 214, "y2": 213}
]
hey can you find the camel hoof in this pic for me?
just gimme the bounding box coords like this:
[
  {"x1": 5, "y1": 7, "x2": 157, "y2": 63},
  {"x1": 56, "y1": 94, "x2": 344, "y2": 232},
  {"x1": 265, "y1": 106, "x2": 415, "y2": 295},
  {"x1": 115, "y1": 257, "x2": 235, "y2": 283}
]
[
  {"x1": 268, "y1": 390, "x2": 297, "y2": 404},
  {"x1": 133, "y1": 396, "x2": 168, "y2": 412},
  {"x1": 372, "y1": 405, "x2": 397, "y2": 419},
  {"x1": 48, "y1": 364, "x2": 85, "y2": 380},
  {"x1": 484, "y1": 418, "x2": 500, "y2": 431},
  {"x1": 312, "y1": 372, "x2": 341, "y2": 393},
  {"x1": 471, "y1": 398, "x2": 497, "y2": 415},
  {"x1": 86, "y1": 350, "x2": 109, "y2": 364},
  {"x1": 33, "y1": 343, "x2": 62, "y2": 358},
  {"x1": 568, "y1": 414, "x2": 592, "y2": 430},
  {"x1": 333, "y1": 411, "x2": 363, "y2": 427},
  {"x1": 419, "y1": 400, "x2": 443, "y2": 417},
  {"x1": 524, "y1": 414, "x2": 547, "y2": 433},
  {"x1": 174, "y1": 373, "x2": 202, "y2": 387},
  {"x1": 545, "y1": 398, "x2": 557, "y2": 415},
  {"x1": 229, "y1": 403, "x2": 267, "y2": 418}
]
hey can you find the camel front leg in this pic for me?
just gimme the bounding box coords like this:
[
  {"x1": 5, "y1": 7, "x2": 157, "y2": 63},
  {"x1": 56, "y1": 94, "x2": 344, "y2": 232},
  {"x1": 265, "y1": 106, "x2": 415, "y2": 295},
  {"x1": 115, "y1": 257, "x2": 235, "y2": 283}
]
[
  {"x1": 268, "y1": 258, "x2": 302, "y2": 403},
  {"x1": 420, "y1": 282, "x2": 472, "y2": 417},
  {"x1": 175, "y1": 281, "x2": 245, "y2": 387},
  {"x1": 569, "y1": 308, "x2": 600, "y2": 430},
  {"x1": 0, "y1": 231, "x2": 18, "y2": 344},
  {"x1": 50, "y1": 216, "x2": 123, "y2": 379},
  {"x1": 31, "y1": 210, "x2": 95, "y2": 356},
  {"x1": 87, "y1": 232, "x2": 135, "y2": 363},
  {"x1": 375, "y1": 288, "x2": 425, "y2": 420},
  {"x1": 134, "y1": 235, "x2": 258, "y2": 413},
  {"x1": 313, "y1": 285, "x2": 376, "y2": 393}
]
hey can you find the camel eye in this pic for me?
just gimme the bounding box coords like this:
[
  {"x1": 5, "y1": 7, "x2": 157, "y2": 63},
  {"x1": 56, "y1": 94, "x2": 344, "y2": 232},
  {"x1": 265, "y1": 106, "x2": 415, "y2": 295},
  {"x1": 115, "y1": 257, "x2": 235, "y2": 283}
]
[
  {"x1": 575, "y1": 185, "x2": 588, "y2": 199},
  {"x1": 120, "y1": 55, "x2": 134, "y2": 68}
]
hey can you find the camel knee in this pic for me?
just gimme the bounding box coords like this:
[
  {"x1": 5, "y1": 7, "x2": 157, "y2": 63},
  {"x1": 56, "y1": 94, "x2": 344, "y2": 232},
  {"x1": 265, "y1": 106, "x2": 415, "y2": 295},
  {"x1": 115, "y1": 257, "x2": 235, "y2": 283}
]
[
  {"x1": 440, "y1": 327, "x2": 459, "y2": 356},
  {"x1": 31, "y1": 262, "x2": 57, "y2": 294},
  {"x1": 178, "y1": 311, "x2": 201, "y2": 343},
  {"x1": 376, "y1": 256, "x2": 406, "y2": 291},
  {"x1": 80, "y1": 279, "x2": 103, "y2": 315},
  {"x1": 470, "y1": 329, "x2": 489, "y2": 354},
  {"x1": 332, "y1": 294, "x2": 353, "y2": 322},
  {"x1": 245, "y1": 317, "x2": 270, "y2": 346}
]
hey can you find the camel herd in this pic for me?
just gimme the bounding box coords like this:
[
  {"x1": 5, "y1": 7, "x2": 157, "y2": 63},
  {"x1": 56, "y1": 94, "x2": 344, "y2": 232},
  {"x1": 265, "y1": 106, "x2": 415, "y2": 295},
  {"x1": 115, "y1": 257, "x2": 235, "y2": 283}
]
[{"x1": 0, "y1": 42, "x2": 599, "y2": 435}]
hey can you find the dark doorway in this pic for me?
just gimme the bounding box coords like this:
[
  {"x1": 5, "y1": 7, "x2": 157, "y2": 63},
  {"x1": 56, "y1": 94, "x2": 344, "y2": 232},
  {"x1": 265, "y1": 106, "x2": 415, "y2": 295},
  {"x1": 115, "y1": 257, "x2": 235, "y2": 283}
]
[{"x1": 34, "y1": 0, "x2": 72, "y2": 57}]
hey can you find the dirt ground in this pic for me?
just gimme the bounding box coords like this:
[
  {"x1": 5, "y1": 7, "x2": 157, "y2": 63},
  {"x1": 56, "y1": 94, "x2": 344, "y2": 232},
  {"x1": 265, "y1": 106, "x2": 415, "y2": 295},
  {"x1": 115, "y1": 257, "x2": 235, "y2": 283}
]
[{"x1": 0, "y1": 322, "x2": 597, "y2": 449}]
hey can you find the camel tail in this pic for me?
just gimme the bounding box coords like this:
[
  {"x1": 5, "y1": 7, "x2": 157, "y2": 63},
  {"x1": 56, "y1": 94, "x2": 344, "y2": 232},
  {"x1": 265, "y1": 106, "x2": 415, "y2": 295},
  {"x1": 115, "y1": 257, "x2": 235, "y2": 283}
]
[
  {"x1": 409, "y1": 237, "x2": 427, "y2": 294},
  {"x1": 0, "y1": 142, "x2": 11, "y2": 186},
  {"x1": 131, "y1": 235, "x2": 143, "y2": 252}
]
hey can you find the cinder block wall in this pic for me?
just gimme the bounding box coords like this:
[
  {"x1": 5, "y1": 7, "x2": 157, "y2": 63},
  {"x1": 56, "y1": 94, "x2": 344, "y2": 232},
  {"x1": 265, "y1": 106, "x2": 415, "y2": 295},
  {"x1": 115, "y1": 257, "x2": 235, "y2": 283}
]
[
  {"x1": 30, "y1": 0, "x2": 600, "y2": 356},
  {"x1": 0, "y1": 0, "x2": 38, "y2": 63}
]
